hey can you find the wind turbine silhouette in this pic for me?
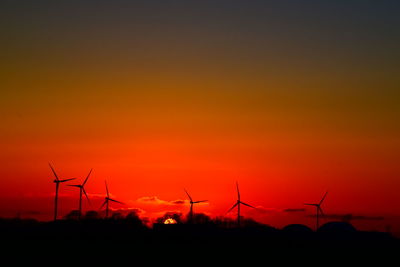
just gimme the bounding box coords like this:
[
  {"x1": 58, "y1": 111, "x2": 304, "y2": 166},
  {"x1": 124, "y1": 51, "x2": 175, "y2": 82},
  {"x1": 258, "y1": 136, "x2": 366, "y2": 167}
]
[
  {"x1": 304, "y1": 191, "x2": 328, "y2": 230},
  {"x1": 100, "y1": 180, "x2": 123, "y2": 218},
  {"x1": 68, "y1": 169, "x2": 93, "y2": 219},
  {"x1": 227, "y1": 182, "x2": 256, "y2": 227},
  {"x1": 49, "y1": 163, "x2": 76, "y2": 221},
  {"x1": 184, "y1": 189, "x2": 207, "y2": 223}
]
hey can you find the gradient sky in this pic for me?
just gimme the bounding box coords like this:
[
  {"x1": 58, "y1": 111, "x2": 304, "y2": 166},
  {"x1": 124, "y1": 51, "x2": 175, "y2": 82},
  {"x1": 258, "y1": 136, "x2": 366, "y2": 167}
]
[{"x1": 0, "y1": 1, "x2": 399, "y2": 232}]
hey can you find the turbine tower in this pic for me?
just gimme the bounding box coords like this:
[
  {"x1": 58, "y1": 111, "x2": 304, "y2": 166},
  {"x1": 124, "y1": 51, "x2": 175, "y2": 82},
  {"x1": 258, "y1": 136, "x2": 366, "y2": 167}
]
[
  {"x1": 68, "y1": 169, "x2": 93, "y2": 219},
  {"x1": 304, "y1": 191, "x2": 328, "y2": 230},
  {"x1": 184, "y1": 189, "x2": 207, "y2": 223},
  {"x1": 49, "y1": 163, "x2": 76, "y2": 221},
  {"x1": 100, "y1": 180, "x2": 123, "y2": 218},
  {"x1": 227, "y1": 182, "x2": 256, "y2": 227}
]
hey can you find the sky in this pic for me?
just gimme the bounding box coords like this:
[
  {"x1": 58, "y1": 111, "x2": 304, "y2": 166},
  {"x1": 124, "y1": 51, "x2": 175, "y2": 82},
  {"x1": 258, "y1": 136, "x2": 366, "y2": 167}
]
[{"x1": 0, "y1": 1, "x2": 399, "y2": 233}]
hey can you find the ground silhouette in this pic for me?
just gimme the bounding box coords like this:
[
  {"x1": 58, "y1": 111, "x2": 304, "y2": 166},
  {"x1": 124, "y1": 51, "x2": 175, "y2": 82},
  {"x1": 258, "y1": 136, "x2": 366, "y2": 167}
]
[{"x1": 0, "y1": 211, "x2": 398, "y2": 253}]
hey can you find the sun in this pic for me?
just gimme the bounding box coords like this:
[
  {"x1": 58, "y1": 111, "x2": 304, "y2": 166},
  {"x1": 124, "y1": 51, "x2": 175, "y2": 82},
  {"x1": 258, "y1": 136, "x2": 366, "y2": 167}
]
[{"x1": 164, "y1": 218, "x2": 177, "y2": 224}]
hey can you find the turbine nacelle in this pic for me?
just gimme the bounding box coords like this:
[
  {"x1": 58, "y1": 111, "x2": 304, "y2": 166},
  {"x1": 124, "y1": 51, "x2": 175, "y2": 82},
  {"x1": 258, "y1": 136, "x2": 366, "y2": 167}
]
[
  {"x1": 49, "y1": 163, "x2": 76, "y2": 221},
  {"x1": 190, "y1": 200, "x2": 208, "y2": 205},
  {"x1": 304, "y1": 191, "x2": 329, "y2": 230},
  {"x1": 184, "y1": 189, "x2": 208, "y2": 223},
  {"x1": 185, "y1": 189, "x2": 208, "y2": 206},
  {"x1": 53, "y1": 178, "x2": 76, "y2": 184},
  {"x1": 65, "y1": 168, "x2": 93, "y2": 220},
  {"x1": 101, "y1": 180, "x2": 123, "y2": 218},
  {"x1": 227, "y1": 182, "x2": 256, "y2": 227}
]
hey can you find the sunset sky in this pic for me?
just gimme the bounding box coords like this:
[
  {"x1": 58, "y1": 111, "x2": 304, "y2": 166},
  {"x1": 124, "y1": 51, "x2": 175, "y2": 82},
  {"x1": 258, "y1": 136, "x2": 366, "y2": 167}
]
[{"x1": 0, "y1": 1, "x2": 399, "y2": 233}]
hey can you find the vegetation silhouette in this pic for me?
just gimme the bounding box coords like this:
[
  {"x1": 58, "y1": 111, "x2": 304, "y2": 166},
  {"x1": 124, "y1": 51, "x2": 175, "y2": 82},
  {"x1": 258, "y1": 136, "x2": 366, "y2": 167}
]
[{"x1": 0, "y1": 211, "x2": 398, "y2": 251}]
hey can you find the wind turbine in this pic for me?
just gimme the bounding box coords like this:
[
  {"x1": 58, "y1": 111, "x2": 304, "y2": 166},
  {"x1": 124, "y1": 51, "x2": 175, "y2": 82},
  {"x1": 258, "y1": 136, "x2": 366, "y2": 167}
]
[
  {"x1": 304, "y1": 191, "x2": 328, "y2": 230},
  {"x1": 227, "y1": 182, "x2": 256, "y2": 227},
  {"x1": 68, "y1": 169, "x2": 93, "y2": 219},
  {"x1": 100, "y1": 180, "x2": 123, "y2": 218},
  {"x1": 184, "y1": 189, "x2": 207, "y2": 223},
  {"x1": 49, "y1": 163, "x2": 76, "y2": 221}
]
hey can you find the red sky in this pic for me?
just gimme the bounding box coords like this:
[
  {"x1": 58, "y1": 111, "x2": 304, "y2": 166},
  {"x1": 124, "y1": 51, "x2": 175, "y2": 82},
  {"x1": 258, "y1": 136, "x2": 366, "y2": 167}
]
[{"x1": 0, "y1": 1, "x2": 399, "y2": 235}]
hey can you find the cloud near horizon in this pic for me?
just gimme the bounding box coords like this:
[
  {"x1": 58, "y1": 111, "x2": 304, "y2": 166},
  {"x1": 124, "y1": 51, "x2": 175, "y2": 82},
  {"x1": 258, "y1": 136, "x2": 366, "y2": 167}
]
[
  {"x1": 136, "y1": 196, "x2": 188, "y2": 206},
  {"x1": 108, "y1": 207, "x2": 144, "y2": 214},
  {"x1": 283, "y1": 208, "x2": 306, "y2": 213},
  {"x1": 252, "y1": 206, "x2": 306, "y2": 214}
]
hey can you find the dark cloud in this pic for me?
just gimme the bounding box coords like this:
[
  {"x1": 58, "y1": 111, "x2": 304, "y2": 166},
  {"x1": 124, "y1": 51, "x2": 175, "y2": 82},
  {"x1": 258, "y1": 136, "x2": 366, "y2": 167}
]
[
  {"x1": 253, "y1": 206, "x2": 276, "y2": 213},
  {"x1": 311, "y1": 214, "x2": 385, "y2": 221},
  {"x1": 283, "y1": 208, "x2": 306, "y2": 213},
  {"x1": 22, "y1": 210, "x2": 42, "y2": 215},
  {"x1": 253, "y1": 207, "x2": 306, "y2": 214},
  {"x1": 170, "y1": 200, "x2": 185, "y2": 205}
]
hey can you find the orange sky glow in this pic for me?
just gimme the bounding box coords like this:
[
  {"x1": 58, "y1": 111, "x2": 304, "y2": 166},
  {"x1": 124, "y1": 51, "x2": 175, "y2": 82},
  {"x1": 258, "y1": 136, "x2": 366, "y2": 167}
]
[{"x1": 0, "y1": 1, "x2": 399, "y2": 235}]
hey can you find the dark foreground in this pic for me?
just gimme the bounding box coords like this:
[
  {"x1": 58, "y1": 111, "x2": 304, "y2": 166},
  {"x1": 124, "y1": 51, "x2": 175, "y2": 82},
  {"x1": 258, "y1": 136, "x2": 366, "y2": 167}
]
[
  {"x1": 1, "y1": 219, "x2": 399, "y2": 265},
  {"x1": 1, "y1": 218, "x2": 398, "y2": 252}
]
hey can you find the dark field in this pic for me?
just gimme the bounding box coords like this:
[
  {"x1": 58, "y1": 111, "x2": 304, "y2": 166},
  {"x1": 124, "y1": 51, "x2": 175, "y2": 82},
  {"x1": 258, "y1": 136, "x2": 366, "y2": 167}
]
[{"x1": 1, "y1": 217, "x2": 398, "y2": 248}]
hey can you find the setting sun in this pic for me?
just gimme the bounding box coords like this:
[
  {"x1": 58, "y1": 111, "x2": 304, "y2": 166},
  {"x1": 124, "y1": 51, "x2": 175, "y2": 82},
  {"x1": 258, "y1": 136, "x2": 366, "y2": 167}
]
[{"x1": 164, "y1": 218, "x2": 178, "y2": 225}]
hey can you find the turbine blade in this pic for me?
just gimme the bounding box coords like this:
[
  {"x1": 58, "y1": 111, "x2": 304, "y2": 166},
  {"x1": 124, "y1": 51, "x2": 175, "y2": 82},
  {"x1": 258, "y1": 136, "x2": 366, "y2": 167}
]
[
  {"x1": 193, "y1": 200, "x2": 208, "y2": 204},
  {"x1": 67, "y1": 185, "x2": 81, "y2": 187},
  {"x1": 184, "y1": 189, "x2": 193, "y2": 202},
  {"x1": 109, "y1": 198, "x2": 124, "y2": 205},
  {"x1": 49, "y1": 163, "x2": 59, "y2": 181},
  {"x1": 227, "y1": 202, "x2": 238, "y2": 213},
  {"x1": 105, "y1": 180, "x2": 109, "y2": 198},
  {"x1": 318, "y1": 206, "x2": 325, "y2": 217},
  {"x1": 241, "y1": 202, "x2": 256, "y2": 209},
  {"x1": 319, "y1": 191, "x2": 328, "y2": 205},
  {"x1": 82, "y1": 188, "x2": 91, "y2": 205},
  {"x1": 304, "y1": 203, "x2": 317, "y2": 206},
  {"x1": 236, "y1": 181, "x2": 240, "y2": 200},
  {"x1": 82, "y1": 169, "x2": 93, "y2": 186},
  {"x1": 100, "y1": 200, "x2": 107, "y2": 209},
  {"x1": 59, "y1": 178, "x2": 76, "y2": 182}
]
